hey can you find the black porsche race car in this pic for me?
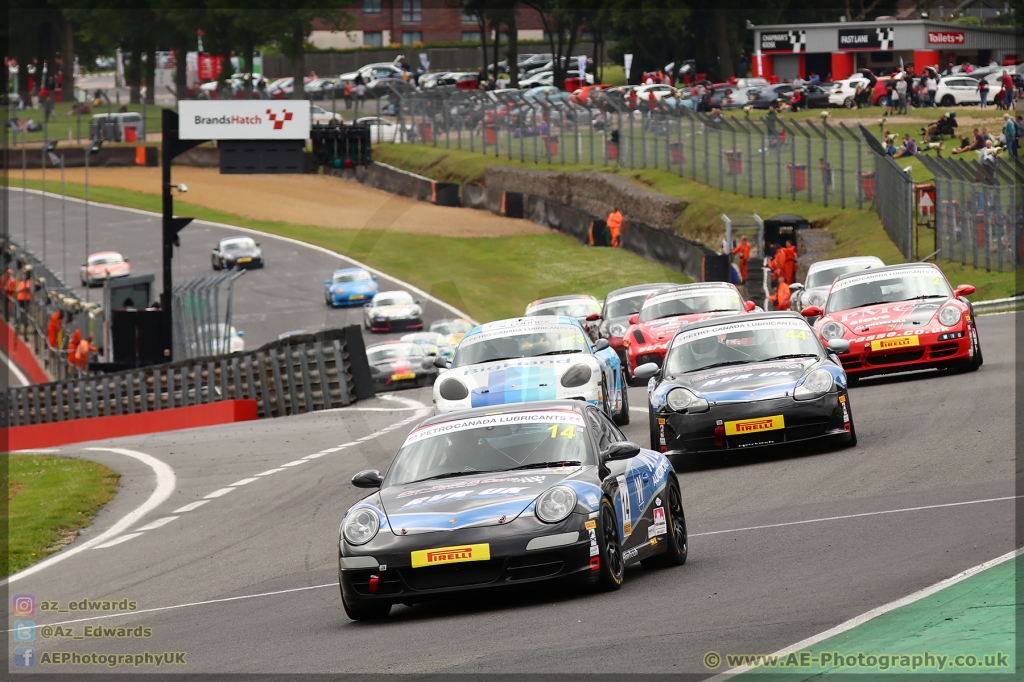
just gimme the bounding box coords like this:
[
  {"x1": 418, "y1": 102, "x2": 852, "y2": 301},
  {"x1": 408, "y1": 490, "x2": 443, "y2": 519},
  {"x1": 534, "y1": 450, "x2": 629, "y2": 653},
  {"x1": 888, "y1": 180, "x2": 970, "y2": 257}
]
[
  {"x1": 366, "y1": 341, "x2": 439, "y2": 391},
  {"x1": 635, "y1": 311, "x2": 856, "y2": 462},
  {"x1": 211, "y1": 236, "x2": 264, "y2": 270},
  {"x1": 339, "y1": 401, "x2": 688, "y2": 620}
]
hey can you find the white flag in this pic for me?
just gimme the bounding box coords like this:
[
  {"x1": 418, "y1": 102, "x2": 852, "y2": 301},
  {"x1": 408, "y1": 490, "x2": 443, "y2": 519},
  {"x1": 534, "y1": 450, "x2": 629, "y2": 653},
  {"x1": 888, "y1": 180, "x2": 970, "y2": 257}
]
[
  {"x1": 624, "y1": 54, "x2": 633, "y2": 83},
  {"x1": 419, "y1": 53, "x2": 429, "y2": 71},
  {"x1": 577, "y1": 55, "x2": 587, "y2": 77}
]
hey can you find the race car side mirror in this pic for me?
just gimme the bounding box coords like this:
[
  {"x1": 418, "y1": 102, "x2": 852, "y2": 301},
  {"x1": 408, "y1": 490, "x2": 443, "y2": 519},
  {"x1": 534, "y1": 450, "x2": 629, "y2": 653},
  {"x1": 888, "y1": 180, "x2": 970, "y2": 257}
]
[
  {"x1": 372, "y1": 275, "x2": 378, "y2": 280},
  {"x1": 351, "y1": 469, "x2": 383, "y2": 488},
  {"x1": 954, "y1": 284, "x2": 975, "y2": 297},
  {"x1": 433, "y1": 355, "x2": 450, "y2": 369},
  {"x1": 592, "y1": 339, "x2": 610, "y2": 352},
  {"x1": 801, "y1": 305, "x2": 823, "y2": 317},
  {"x1": 603, "y1": 441, "x2": 641, "y2": 461},
  {"x1": 826, "y1": 338, "x2": 850, "y2": 354},
  {"x1": 586, "y1": 313, "x2": 601, "y2": 321},
  {"x1": 745, "y1": 300, "x2": 756, "y2": 311},
  {"x1": 629, "y1": 314, "x2": 639, "y2": 325},
  {"x1": 632, "y1": 362, "x2": 660, "y2": 380},
  {"x1": 325, "y1": 279, "x2": 332, "y2": 285}
]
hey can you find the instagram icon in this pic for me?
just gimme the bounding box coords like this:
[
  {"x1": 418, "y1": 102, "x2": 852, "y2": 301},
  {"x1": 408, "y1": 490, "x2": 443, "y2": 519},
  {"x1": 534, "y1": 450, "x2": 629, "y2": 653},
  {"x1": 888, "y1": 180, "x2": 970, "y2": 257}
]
[{"x1": 12, "y1": 595, "x2": 35, "y2": 617}]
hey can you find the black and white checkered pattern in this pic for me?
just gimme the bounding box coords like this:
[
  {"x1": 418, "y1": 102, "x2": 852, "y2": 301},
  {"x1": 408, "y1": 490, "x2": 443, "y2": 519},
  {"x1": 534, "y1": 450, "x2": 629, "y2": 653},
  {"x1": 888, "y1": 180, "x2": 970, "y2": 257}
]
[
  {"x1": 788, "y1": 30, "x2": 807, "y2": 53},
  {"x1": 876, "y1": 27, "x2": 894, "y2": 50}
]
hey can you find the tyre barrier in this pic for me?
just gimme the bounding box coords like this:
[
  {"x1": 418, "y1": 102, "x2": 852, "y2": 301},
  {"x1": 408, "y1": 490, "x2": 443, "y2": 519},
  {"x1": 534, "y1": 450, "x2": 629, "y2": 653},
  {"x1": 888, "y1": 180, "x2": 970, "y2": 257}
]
[{"x1": 2, "y1": 325, "x2": 375, "y2": 429}]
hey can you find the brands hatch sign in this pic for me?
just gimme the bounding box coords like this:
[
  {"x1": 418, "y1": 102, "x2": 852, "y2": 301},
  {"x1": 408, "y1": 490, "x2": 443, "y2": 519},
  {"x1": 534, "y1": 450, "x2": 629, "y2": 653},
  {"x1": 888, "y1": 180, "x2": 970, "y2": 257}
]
[{"x1": 178, "y1": 100, "x2": 311, "y2": 140}]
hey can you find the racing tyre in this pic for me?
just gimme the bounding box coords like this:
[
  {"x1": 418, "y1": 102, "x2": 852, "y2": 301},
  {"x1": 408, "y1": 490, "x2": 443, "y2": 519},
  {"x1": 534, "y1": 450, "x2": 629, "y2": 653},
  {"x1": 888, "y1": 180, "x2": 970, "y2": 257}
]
[
  {"x1": 342, "y1": 595, "x2": 392, "y2": 621},
  {"x1": 613, "y1": 369, "x2": 631, "y2": 426},
  {"x1": 600, "y1": 379, "x2": 613, "y2": 419},
  {"x1": 592, "y1": 499, "x2": 624, "y2": 591},
  {"x1": 642, "y1": 478, "x2": 687, "y2": 568}
]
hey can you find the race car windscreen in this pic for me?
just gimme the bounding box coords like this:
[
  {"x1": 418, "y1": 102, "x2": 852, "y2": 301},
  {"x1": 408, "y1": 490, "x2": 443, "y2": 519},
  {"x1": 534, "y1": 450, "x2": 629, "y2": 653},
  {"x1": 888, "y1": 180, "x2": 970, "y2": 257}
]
[
  {"x1": 639, "y1": 289, "x2": 744, "y2": 322},
  {"x1": 452, "y1": 326, "x2": 589, "y2": 367},
  {"x1": 88, "y1": 254, "x2": 123, "y2": 265},
  {"x1": 604, "y1": 292, "x2": 661, "y2": 319},
  {"x1": 430, "y1": 319, "x2": 473, "y2": 336},
  {"x1": 806, "y1": 263, "x2": 877, "y2": 289},
  {"x1": 367, "y1": 344, "x2": 425, "y2": 363},
  {"x1": 333, "y1": 271, "x2": 372, "y2": 283},
  {"x1": 387, "y1": 413, "x2": 587, "y2": 485},
  {"x1": 665, "y1": 321, "x2": 822, "y2": 375},
  {"x1": 374, "y1": 292, "x2": 415, "y2": 307},
  {"x1": 223, "y1": 238, "x2": 256, "y2": 251},
  {"x1": 526, "y1": 300, "x2": 601, "y2": 318},
  {"x1": 825, "y1": 270, "x2": 951, "y2": 314}
]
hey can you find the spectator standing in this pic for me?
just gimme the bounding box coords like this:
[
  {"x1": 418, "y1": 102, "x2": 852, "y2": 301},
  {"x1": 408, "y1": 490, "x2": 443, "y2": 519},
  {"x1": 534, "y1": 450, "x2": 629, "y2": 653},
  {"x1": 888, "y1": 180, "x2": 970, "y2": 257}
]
[
  {"x1": 1004, "y1": 114, "x2": 1017, "y2": 157},
  {"x1": 731, "y1": 235, "x2": 751, "y2": 282},
  {"x1": 75, "y1": 335, "x2": 97, "y2": 371},
  {"x1": 978, "y1": 78, "x2": 989, "y2": 109},
  {"x1": 1001, "y1": 71, "x2": 1015, "y2": 109},
  {"x1": 257, "y1": 78, "x2": 267, "y2": 99},
  {"x1": 884, "y1": 80, "x2": 896, "y2": 115},
  {"x1": 765, "y1": 102, "x2": 779, "y2": 147},
  {"x1": 47, "y1": 310, "x2": 62, "y2": 349},
  {"x1": 926, "y1": 75, "x2": 938, "y2": 107},
  {"x1": 895, "y1": 76, "x2": 908, "y2": 114}
]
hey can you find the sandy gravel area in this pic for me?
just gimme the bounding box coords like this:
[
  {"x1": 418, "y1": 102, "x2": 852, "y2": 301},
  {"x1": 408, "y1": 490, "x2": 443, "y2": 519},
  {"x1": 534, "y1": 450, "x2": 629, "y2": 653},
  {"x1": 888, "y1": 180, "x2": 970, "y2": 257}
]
[{"x1": 20, "y1": 166, "x2": 548, "y2": 238}]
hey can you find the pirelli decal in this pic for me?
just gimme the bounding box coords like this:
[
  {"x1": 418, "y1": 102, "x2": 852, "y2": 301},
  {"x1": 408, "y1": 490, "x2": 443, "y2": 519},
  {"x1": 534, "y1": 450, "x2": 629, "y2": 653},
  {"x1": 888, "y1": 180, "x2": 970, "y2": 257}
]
[
  {"x1": 725, "y1": 415, "x2": 785, "y2": 436},
  {"x1": 870, "y1": 335, "x2": 920, "y2": 352},
  {"x1": 411, "y1": 543, "x2": 490, "y2": 568}
]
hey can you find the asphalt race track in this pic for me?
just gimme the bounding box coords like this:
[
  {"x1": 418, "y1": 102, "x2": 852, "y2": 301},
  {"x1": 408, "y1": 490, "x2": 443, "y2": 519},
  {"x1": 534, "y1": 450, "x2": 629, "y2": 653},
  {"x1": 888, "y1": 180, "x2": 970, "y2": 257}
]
[
  {"x1": 5, "y1": 303, "x2": 1015, "y2": 677},
  {"x1": 8, "y1": 188, "x2": 467, "y2": 351}
]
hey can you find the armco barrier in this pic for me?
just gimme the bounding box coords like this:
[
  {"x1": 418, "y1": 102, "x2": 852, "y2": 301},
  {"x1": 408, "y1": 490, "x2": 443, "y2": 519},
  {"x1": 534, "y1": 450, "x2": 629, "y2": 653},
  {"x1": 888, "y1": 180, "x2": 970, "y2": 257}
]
[
  {"x1": 332, "y1": 162, "x2": 460, "y2": 206},
  {"x1": 2, "y1": 146, "x2": 158, "y2": 168},
  {"x1": 6, "y1": 400, "x2": 258, "y2": 451},
  {"x1": 2, "y1": 325, "x2": 375, "y2": 430}
]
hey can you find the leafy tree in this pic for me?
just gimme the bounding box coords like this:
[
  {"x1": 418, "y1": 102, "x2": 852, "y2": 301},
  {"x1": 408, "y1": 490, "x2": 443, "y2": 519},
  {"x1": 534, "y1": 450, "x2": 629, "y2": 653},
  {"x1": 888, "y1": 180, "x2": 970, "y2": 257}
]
[{"x1": 522, "y1": 0, "x2": 586, "y2": 86}]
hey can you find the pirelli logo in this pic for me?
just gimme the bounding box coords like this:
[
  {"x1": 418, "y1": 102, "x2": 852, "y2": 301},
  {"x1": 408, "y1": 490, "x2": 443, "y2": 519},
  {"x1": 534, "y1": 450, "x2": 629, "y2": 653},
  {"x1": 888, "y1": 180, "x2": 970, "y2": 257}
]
[
  {"x1": 411, "y1": 543, "x2": 490, "y2": 568},
  {"x1": 870, "y1": 336, "x2": 920, "y2": 352},
  {"x1": 725, "y1": 415, "x2": 785, "y2": 436}
]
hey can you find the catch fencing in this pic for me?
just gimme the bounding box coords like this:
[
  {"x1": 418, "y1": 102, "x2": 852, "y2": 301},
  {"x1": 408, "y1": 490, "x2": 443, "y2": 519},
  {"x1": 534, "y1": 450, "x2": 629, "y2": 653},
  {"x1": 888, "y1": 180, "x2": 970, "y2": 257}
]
[
  {"x1": 918, "y1": 154, "x2": 1022, "y2": 273},
  {"x1": 1, "y1": 236, "x2": 94, "y2": 382},
  {"x1": 396, "y1": 88, "x2": 873, "y2": 212},
  {"x1": 172, "y1": 272, "x2": 245, "y2": 361},
  {"x1": 3, "y1": 326, "x2": 374, "y2": 427},
  {"x1": 859, "y1": 125, "x2": 915, "y2": 261}
]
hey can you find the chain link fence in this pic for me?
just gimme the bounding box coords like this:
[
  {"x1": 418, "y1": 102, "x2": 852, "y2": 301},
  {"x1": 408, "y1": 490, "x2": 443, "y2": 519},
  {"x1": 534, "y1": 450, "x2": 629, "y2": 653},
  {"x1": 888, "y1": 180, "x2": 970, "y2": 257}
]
[
  {"x1": 171, "y1": 272, "x2": 245, "y2": 361},
  {"x1": 394, "y1": 88, "x2": 876, "y2": 211},
  {"x1": 858, "y1": 124, "x2": 915, "y2": 261}
]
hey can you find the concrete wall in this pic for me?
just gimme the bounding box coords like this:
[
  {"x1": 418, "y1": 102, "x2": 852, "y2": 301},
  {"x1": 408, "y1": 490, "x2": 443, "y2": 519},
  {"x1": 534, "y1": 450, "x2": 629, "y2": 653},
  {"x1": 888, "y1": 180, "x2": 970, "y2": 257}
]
[
  {"x1": 795, "y1": 228, "x2": 836, "y2": 284},
  {"x1": 484, "y1": 167, "x2": 687, "y2": 233}
]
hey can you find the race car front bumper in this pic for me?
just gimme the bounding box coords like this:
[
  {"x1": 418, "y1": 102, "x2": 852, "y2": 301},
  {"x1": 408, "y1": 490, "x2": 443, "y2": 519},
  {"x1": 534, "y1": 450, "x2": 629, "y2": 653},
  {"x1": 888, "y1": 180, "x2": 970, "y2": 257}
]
[
  {"x1": 369, "y1": 317, "x2": 424, "y2": 333},
  {"x1": 657, "y1": 392, "x2": 852, "y2": 460},
  {"x1": 836, "y1": 331, "x2": 973, "y2": 378},
  {"x1": 339, "y1": 514, "x2": 596, "y2": 604}
]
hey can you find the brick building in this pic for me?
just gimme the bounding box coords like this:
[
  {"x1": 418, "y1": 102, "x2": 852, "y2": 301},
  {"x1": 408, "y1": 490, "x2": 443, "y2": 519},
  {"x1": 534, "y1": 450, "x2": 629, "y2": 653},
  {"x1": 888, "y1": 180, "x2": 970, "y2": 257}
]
[{"x1": 310, "y1": 0, "x2": 546, "y2": 49}]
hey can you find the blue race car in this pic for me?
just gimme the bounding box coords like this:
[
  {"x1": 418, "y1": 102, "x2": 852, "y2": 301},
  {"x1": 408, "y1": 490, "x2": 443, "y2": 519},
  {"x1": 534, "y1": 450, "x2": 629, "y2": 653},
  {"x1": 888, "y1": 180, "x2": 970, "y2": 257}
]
[
  {"x1": 325, "y1": 267, "x2": 378, "y2": 307},
  {"x1": 432, "y1": 315, "x2": 630, "y2": 425},
  {"x1": 339, "y1": 401, "x2": 688, "y2": 620}
]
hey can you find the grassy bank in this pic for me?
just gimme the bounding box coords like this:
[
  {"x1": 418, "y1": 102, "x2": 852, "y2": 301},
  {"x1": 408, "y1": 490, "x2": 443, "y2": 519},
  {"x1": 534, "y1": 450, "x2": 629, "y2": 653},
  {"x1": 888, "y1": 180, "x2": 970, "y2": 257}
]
[
  {"x1": 373, "y1": 143, "x2": 1018, "y2": 300},
  {"x1": 12, "y1": 179, "x2": 689, "y2": 321},
  {"x1": 4, "y1": 454, "x2": 120, "y2": 577}
]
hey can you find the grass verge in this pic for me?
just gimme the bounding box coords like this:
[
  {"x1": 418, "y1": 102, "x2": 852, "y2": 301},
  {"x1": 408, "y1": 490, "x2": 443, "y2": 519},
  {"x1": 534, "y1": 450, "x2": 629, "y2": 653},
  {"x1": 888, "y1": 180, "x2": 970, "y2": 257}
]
[
  {"x1": 373, "y1": 143, "x2": 1018, "y2": 301},
  {"x1": 11, "y1": 178, "x2": 690, "y2": 321},
  {"x1": 3, "y1": 454, "x2": 120, "y2": 577}
]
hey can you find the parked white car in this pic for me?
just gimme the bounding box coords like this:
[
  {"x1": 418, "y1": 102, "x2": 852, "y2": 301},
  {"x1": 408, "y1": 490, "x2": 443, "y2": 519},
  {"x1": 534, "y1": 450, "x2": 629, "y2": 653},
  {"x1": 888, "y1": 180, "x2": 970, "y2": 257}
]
[
  {"x1": 310, "y1": 105, "x2": 342, "y2": 125},
  {"x1": 356, "y1": 116, "x2": 411, "y2": 143},
  {"x1": 934, "y1": 76, "x2": 981, "y2": 106},
  {"x1": 634, "y1": 84, "x2": 679, "y2": 102},
  {"x1": 829, "y1": 76, "x2": 872, "y2": 107}
]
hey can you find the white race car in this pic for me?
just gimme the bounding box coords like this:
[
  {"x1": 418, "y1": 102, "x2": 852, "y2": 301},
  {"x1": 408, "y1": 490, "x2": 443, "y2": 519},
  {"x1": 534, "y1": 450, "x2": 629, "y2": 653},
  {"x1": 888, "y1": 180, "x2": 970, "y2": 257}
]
[
  {"x1": 792, "y1": 256, "x2": 885, "y2": 313},
  {"x1": 432, "y1": 315, "x2": 630, "y2": 425}
]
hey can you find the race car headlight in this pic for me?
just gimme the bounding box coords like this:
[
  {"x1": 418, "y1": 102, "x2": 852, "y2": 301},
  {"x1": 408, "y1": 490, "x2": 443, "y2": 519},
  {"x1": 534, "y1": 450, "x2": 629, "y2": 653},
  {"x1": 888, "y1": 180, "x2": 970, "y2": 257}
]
[
  {"x1": 820, "y1": 321, "x2": 845, "y2": 340},
  {"x1": 666, "y1": 387, "x2": 709, "y2": 413},
  {"x1": 535, "y1": 486, "x2": 577, "y2": 523},
  {"x1": 343, "y1": 508, "x2": 380, "y2": 546},
  {"x1": 794, "y1": 368, "x2": 834, "y2": 401},
  {"x1": 411, "y1": 305, "x2": 422, "y2": 316},
  {"x1": 560, "y1": 364, "x2": 592, "y2": 388},
  {"x1": 938, "y1": 305, "x2": 961, "y2": 327},
  {"x1": 438, "y1": 378, "x2": 469, "y2": 401},
  {"x1": 608, "y1": 323, "x2": 627, "y2": 338},
  {"x1": 808, "y1": 291, "x2": 826, "y2": 307}
]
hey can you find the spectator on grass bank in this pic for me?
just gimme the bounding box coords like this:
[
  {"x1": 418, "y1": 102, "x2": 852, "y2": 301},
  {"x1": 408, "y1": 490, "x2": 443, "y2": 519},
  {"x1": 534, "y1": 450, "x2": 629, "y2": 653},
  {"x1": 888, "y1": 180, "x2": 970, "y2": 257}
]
[
  {"x1": 896, "y1": 75, "x2": 908, "y2": 114},
  {"x1": 893, "y1": 133, "x2": 917, "y2": 159},
  {"x1": 1004, "y1": 114, "x2": 1017, "y2": 158}
]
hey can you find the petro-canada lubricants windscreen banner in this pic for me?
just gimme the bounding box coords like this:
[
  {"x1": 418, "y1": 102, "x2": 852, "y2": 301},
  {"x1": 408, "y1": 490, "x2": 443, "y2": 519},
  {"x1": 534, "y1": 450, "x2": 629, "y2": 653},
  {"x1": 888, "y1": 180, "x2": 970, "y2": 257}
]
[{"x1": 178, "y1": 100, "x2": 311, "y2": 140}]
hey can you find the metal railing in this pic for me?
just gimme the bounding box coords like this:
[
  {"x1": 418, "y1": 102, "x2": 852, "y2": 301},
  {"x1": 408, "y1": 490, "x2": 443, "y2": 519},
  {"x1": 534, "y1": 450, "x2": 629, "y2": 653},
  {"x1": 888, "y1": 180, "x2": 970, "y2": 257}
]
[
  {"x1": 859, "y1": 125, "x2": 915, "y2": 262},
  {"x1": 393, "y1": 88, "x2": 870, "y2": 210},
  {"x1": 3, "y1": 326, "x2": 373, "y2": 427},
  {"x1": 172, "y1": 272, "x2": 245, "y2": 361}
]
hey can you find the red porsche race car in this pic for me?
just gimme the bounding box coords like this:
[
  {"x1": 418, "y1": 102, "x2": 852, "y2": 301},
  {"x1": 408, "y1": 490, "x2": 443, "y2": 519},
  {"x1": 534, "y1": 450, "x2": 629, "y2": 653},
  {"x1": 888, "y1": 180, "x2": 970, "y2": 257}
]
[
  {"x1": 622, "y1": 282, "x2": 756, "y2": 380},
  {"x1": 800, "y1": 263, "x2": 982, "y2": 381}
]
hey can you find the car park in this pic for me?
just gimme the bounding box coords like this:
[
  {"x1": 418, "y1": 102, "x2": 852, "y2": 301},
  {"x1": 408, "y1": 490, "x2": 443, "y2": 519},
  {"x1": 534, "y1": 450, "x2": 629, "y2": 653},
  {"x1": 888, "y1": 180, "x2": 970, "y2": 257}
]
[
  {"x1": 622, "y1": 283, "x2": 755, "y2": 379},
  {"x1": 81, "y1": 251, "x2": 130, "y2": 287},
  {"x1": 635, "y1": 311, "x2": 857, "y2": 459},
  {"x1": 791, "y1": 256, "x2": 885, "y2": 313},
  {"x1": 325, "y1": 267, "x2": 378, "y2": 307},
  {"x1": 433, "y1": 315, "x2": 629, "y2": 425},
  {"x1": 364, "y1": 290, "x2": 423, "y2": 333},
  {"x1": 746, "y1": 83, "x2": 794, "y2": 108},
  {"x1": 310, "y1": 104, "x2": 342, "y2": 125},
  {"x1": 339, "y1": 401, "x2": 687, "y2": 619},
  {"x1": 365, "y1": 341, "x2": 439, "y2": 391},
  {"x1": 355, "y1": 116, "x2": 410, "y2": 143},
  {"x1": 800, "y1": 263, "x2": 982, "y2": 381},
  {"x1": 212, "y1": 237, "x2": 264, "y2": 270}
]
